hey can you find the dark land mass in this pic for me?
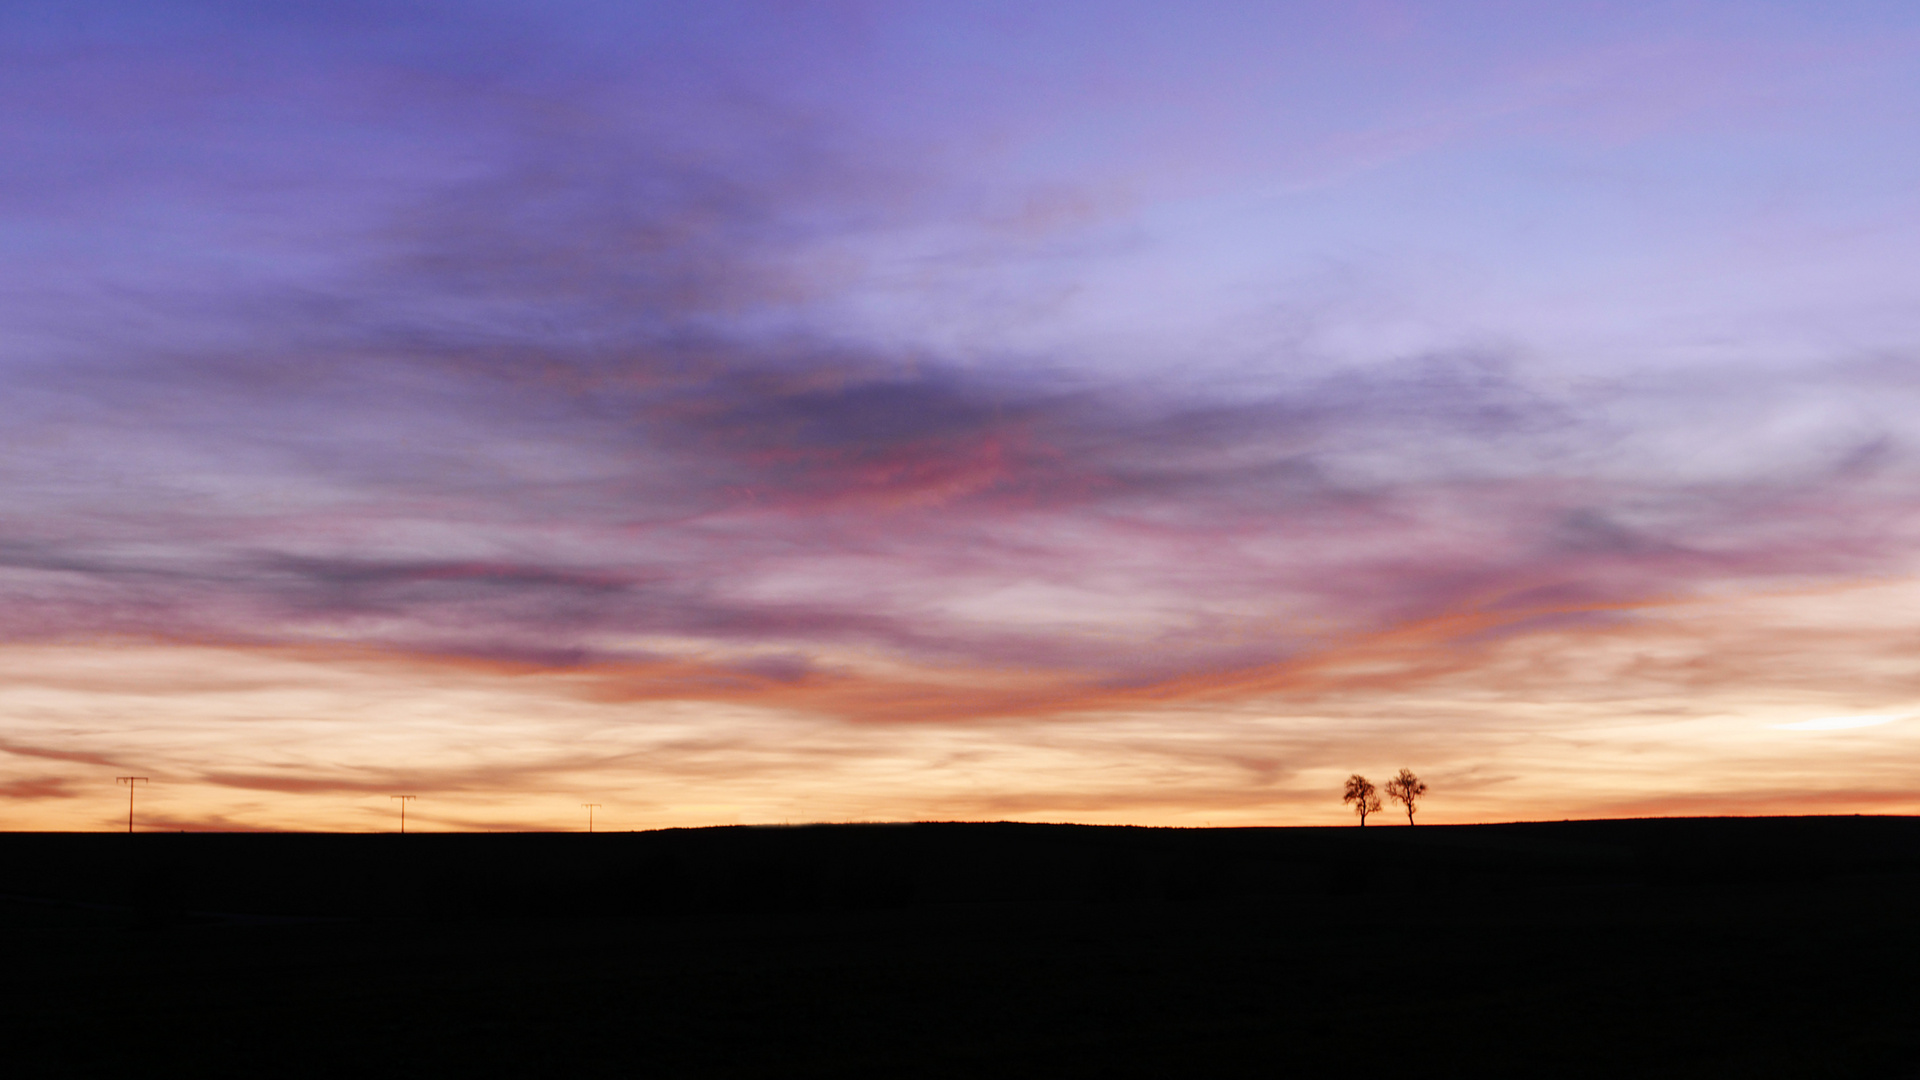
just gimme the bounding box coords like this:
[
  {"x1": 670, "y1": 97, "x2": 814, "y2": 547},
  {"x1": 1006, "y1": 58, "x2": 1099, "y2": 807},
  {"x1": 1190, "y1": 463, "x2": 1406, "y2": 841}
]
[{"x1": 2, "y1": 817, "x2": 1916, "y2": 1077}]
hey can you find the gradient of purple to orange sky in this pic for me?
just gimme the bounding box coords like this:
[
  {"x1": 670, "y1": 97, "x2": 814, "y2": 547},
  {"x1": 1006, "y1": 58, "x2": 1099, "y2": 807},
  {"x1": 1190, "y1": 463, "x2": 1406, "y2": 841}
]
[{"x1": 5, "y1": 1, "x2": 1920, "y2": 831}]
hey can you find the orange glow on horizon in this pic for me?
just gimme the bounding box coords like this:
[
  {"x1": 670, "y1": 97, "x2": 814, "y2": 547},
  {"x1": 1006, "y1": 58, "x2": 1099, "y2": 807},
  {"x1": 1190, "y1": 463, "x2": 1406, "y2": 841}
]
[{"x1": 5, "y1": 575, "x2": 1919, "y2": 832}]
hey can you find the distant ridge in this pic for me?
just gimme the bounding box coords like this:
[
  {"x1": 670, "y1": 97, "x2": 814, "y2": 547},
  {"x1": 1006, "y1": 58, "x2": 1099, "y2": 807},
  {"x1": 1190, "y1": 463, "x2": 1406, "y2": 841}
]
[{"x1": 3, "y1": 815, "x2": 1915, "y2": 922}]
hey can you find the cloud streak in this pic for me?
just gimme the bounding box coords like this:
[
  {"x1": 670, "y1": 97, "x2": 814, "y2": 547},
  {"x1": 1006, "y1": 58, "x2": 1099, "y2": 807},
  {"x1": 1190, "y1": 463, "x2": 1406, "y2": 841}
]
[{"x1": 7, "y1": 345, "x2": 1916, "y2": 703}]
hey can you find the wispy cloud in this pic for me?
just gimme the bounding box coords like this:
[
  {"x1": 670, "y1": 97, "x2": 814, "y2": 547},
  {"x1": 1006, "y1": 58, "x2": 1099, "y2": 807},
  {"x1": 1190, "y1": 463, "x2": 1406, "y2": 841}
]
[{"x1": 7, "y1": 346, "x2": 1916, "y2": 698}]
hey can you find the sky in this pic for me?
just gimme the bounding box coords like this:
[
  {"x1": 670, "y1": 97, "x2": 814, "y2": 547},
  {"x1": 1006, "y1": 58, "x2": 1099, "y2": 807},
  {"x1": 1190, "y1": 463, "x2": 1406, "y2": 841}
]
[{"x1": 5, "y1": 0, "x2": 1920, "y2": 831}]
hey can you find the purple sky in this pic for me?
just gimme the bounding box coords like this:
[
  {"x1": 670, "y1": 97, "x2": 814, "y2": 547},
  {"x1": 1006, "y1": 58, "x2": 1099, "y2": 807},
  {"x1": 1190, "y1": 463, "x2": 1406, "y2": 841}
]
[{"x1": 5, "y1": 2, "x2": 1920, "y2": 830}]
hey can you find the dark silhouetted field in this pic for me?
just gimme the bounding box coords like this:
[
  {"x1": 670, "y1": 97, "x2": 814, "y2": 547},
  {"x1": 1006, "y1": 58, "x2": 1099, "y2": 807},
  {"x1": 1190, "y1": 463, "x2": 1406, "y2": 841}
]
[{"x1": 2, "y1": 817, "x2": 1915, "y2": 1077}]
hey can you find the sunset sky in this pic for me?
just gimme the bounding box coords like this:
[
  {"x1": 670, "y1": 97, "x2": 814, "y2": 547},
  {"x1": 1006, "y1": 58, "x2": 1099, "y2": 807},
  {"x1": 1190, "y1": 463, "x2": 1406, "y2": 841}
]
[{"x1": 6, "y1": 1, "x2": 1920, "y2": 831}]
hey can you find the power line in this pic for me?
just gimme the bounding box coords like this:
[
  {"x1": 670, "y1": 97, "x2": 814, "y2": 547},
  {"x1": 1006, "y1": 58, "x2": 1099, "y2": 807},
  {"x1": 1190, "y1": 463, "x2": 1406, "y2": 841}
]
[
  {"x1": 390, "y1": 794, "x2": 416, "y2": 833},
  {"x1": 115, "y1": 777, "x2": 148, "y2": 834}
]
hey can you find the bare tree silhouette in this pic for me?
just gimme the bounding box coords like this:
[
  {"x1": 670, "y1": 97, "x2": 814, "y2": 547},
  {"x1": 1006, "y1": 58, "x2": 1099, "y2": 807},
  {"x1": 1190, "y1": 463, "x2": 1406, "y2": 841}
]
[
  {"x1": 1343, "y1": 774, "x2": 1381, "y2": 826},
  {"x1": 1384, "y1": 768, "x2": 1427, "y2": 825}
]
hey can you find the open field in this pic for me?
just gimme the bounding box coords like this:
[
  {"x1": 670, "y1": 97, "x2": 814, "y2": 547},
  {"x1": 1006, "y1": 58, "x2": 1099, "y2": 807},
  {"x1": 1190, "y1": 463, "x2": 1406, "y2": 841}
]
[{"x1": 3, "y1": 818, "x2": 1916, "y2": 1077}]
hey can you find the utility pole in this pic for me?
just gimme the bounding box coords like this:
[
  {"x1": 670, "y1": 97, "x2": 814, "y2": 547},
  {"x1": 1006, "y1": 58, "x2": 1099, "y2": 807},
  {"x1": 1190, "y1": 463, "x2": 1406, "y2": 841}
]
[
  {"x1": 116, "y1": 777, "x2": 148, "y2": 833},
  {"x1": 582, "y1": 803, "x2": 601, "y2": 832},
  {"x1": 391, "y1": 794, "x2": 416, "y2": 833}
]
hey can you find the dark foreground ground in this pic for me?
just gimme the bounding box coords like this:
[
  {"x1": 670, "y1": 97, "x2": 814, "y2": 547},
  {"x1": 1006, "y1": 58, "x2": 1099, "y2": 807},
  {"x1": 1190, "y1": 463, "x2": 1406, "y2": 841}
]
[{"x1": 2, "y1": 817, "x2": 1916, "y2": 1078}]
